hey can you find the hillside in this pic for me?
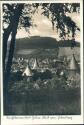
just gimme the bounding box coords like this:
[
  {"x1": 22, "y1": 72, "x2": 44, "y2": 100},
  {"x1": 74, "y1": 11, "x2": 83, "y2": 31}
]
[
  {"x1": 14, "y1": 36, "x2": 80, "y2": 59},
  {"x1": 15, "y1": 36, "x2": 80, "y2": 51}
]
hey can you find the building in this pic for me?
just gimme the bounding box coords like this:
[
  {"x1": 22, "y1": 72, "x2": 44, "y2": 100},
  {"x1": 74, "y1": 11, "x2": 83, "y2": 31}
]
[
  {"x1": 69, "y1": 54, "x2": 80, "y2": 76},
  {"x1": 33, "y1": 59, "x2": 39, "y2": 69},
  {"x1": 22, "y1": 64, "x2": 33, "y2": 77}
]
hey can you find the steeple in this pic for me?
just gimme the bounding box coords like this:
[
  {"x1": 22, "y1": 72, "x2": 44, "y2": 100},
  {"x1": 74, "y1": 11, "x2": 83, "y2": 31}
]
[
  {"x1": 22, "y1": 64, "x2": 33, "y2": 77},
  {"x1": 33, "y1": 58, "x2": 39, "y2": 69},
  {"x1": 69, "y1": 54, "x2": 79, "y2": 71}
]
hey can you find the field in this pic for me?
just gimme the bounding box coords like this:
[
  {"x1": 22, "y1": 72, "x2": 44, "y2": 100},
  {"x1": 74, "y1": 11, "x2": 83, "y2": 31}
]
[{"x1": 7, "y1": 88, "x2": 80, "y2": 115}]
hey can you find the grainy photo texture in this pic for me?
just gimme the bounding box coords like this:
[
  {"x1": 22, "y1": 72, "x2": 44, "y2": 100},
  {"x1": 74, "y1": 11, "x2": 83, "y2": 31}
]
[{"x1": 2, "y1": 2, "x2": 81, "y2": 115}]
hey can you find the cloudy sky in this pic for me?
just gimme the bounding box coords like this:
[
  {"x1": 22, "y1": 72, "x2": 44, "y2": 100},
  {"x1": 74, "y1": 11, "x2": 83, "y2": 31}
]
[{"x1": 16, "y1": 6, "x2": 80, "y2": 42}]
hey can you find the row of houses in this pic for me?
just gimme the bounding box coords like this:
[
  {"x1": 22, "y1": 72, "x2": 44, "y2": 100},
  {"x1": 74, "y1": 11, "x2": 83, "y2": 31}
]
[{"x1": 22, "y1": 54, "x2": 80, "y2": 77}]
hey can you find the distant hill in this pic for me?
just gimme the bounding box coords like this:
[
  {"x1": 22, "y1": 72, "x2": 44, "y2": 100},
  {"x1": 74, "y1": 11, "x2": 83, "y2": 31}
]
[
  {"x1": 14, "y1": 36, "x2": 80, "y2": 58},
  {"x1": 15, "y1": 36, "x2": 80, "y2": 51},
  {"x1": 15, "y1": 36, "x2": 57, "y2": 51}
]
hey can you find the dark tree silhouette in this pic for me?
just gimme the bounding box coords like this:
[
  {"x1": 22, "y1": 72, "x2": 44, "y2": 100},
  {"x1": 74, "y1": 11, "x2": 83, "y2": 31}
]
[
  {"x1": 3, "y1": 3, "x2": 37, "y2": 114},
  {"x1": 3, "y1": 4, "x2": 24, "y2": 113},
  {"x1": 42, "y1": 3, "x2": 80, "y2": 40}
]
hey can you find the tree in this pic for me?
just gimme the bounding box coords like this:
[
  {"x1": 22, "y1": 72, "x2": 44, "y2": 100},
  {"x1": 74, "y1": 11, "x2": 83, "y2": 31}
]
[
  {"x1": 3, "y1": 3, "x2": 38, "y2": 114},
  {"x1": 41, "y1": 3, "x2": 80, "y2": 43},
  {"x1": 3, "y1": 3, "x2": 37, "y2": 77},
  {"x1": 3, "y1": 4, "x2": 24, "y2": 113}
]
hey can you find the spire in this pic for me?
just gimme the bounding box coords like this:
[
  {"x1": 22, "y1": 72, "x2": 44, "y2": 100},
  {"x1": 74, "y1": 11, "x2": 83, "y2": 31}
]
[
  {"x1": 22, "y1": 65, "x2": 32, "y2": 77},
  {"x1": 33, "y1": 58, "x2": 39, "y2": 69},
  {"x1": 69, "y1": 54, "x2": 78, "y2": 70}
]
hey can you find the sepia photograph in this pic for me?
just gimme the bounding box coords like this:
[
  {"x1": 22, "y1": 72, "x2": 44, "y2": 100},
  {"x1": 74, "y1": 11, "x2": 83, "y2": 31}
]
[
  {"x1": 1, "y1": 1, "x2": 83, "y2": 124},
  {"x1": 2, "y1": 2, "x2": 81, "y2": 115}
]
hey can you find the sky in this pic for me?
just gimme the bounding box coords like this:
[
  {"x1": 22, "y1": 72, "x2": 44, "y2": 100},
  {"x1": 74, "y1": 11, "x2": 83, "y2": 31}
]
[{"x1": 16, "y1": 6, "x2": 80, "y2": 42}]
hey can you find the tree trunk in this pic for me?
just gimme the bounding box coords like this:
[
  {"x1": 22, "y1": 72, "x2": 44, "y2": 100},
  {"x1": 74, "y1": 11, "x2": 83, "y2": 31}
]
[
  {"x1": 3, "y1": 4, "x2": 24, "y2": 114},
  {"x1": 3, "y1": 22, "x2": 13, "y2": 70}
]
